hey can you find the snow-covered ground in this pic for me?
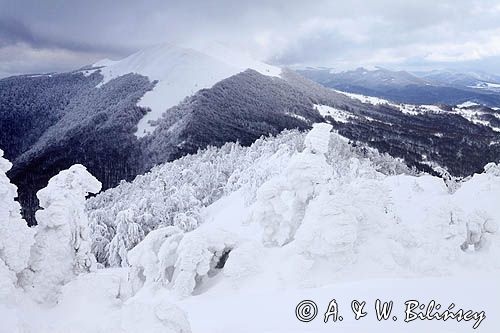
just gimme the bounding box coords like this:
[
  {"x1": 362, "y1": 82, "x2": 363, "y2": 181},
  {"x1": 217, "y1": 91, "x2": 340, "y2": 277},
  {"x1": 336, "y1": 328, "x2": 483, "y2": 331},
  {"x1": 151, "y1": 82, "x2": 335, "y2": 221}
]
[
  {"x1": 469, "y1": 81, "x2": 500, "y2": 91},
  {"x1": 314, "y1": 104, "x2": 353, "y2": 123},
  {"x1": 94, "y1": 43, "x2": 280, "y2": 137},
  {"x1": 335, "y1": 90, "x2": 500, "y2": 131},
  {"x1": 1, "y1": 125, "x2": 499, "y2": 332}
]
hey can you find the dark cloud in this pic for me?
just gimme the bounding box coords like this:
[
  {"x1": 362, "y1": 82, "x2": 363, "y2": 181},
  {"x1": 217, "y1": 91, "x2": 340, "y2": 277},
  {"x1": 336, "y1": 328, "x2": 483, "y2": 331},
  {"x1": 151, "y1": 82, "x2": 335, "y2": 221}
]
[
  {"x1": 0, "y1": 17, "x2": 132, "y2": 55},
  {"x1": 0, "y1": 18, "x2": 38, "y2": 47},
  {"x1": 0, "y1": 0, "x2": 500, "y2": 77}
]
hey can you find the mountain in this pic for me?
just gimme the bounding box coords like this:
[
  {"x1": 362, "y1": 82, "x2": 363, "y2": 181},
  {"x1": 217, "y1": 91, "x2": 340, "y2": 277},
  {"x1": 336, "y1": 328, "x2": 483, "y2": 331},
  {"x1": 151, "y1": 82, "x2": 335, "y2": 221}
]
[
  {"x1": 413, "y1": 69, "x2": 500, "y2": 89},
  {"x1": 95, "y1": 43, "x2": 281, "y2": 137},
  {"x1": 1, "y1": 45, "x2": 500, "y2": 225},
  {"x1": 298, "y1": 67, "x2": 500, "y2": 106},
  {"x1": 0, "y1": 44, "x2": 321, "y2": 225}
]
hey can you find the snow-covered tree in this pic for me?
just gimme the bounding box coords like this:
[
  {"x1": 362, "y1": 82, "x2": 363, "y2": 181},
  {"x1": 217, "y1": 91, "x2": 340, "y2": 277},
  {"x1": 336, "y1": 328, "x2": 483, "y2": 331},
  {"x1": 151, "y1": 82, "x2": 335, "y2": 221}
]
[
  {"x1": 484, "y1": 162, "x2": 500, "y2": 176},
  {"x1": 294, "y1": 190, "x2": 358, "y2": 263},
  {"x1": 0, "y1": 149, "x2": 34, "y2": 296},
  {"x1": 21, "y1": 164, "x2": 101, "y2": 303},
  {"x1": 107, "y1": 208, "x2": 145, "y2": 267},
  {"x1": 128, "y1": 227, "x2": 236, "y2": 297},
  {"x1": 435, "y1": 166, "x2": 461, "y2": 194},
  {"x1": 169, "y1": 229, "x2": 236, "y2": 297},
  {"x1": 461, "y1": 210, "x2": 498, "y2": 252},
  {"x1": 127, "y1": 226, "x2": 184, "y2": 294},
  {"x1": 250, "y1": 123, "x2": 332, "y2": 246},
  {"x1": 86, "y1": 130, "x2": 305, "y2": 266},
  {"x1": 87, "y1": 126, "x2": 415, "y2": 266}
]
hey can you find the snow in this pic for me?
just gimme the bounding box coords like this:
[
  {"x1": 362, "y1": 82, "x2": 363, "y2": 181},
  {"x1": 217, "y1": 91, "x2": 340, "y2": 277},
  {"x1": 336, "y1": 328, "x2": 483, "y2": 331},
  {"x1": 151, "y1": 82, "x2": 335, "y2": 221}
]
[
  {"x1": 314, "y1": 104, "x2": 353, "y2": 123},
  {"x1": 334, "y1": 90, "x2": 393, "y2": 106},
  {"x1": 333, "y1": 90, "x2": 438, "y2": 115},
  {"x1": 94, "y1": 43, "x2": 281, "y2": 137},
  {"x1": 250, "y1": 124, "x2": 332, "y2": 246},
  {"x1": 81, "y1": 69, "x2": 99, "y2": 77},
  {"x1": 457, "y1": 101, "x2": 480, "y2": 108},
  {"x1": 178, "y1": 275, "x2": 498, "y2": 333},
  {"x1": 334, "y1": 90, "x2": 500, "y2": 131},
  {"x1": 286, "y1": 112, "x2": 307, "y2": 122},
  {"x1": 20, "y1": 165, "x2": 101, "y2": 304},
  {"x1": 2, "y1": 128, "x2": 500, "y2": 332},
  {"x1": 469, "y1": 82, "x2": 500, "y2": 90},
  {"x1": 452, "y1": 107, "x2": 500, "y2": 132},
  {"x1": 0, "y1": 149, "x2": 34, "y2": 295},
  {"x1": 171, "y1": 160, "x2": 500, "y2": 332}
]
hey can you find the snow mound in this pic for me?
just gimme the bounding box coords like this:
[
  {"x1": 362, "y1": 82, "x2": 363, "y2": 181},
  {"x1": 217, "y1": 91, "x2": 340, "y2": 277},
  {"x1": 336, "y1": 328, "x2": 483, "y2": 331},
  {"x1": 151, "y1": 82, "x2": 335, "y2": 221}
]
[{"x1": 95, "y1": 43, "x2": 281, "y2": 137}]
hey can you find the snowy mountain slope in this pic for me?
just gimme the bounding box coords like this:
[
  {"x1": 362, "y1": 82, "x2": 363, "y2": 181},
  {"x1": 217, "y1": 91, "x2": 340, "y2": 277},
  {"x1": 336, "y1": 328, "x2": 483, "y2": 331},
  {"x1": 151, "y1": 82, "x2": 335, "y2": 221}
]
[
  {"x1": 299, "y1": 67, "x2": 500, "y2": 107},
  {"x1": 335, "y1": 90, "x2": 500, "y2": 132},
  {"x1": 95, "y1": 43, "x2": 281, "y2": 137},
  {"x1": 2, "y1": 72, "x2": 154, "y2": 225},
  {"x1": 415, "y1": 69, "x2": 500, "y2": 88}
]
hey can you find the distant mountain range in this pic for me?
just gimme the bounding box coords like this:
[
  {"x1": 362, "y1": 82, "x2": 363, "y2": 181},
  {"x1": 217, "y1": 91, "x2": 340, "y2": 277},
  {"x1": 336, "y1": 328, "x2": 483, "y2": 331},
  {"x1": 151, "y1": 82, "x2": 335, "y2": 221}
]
[
  {"x1": 1, "y1": 45, "x2": 499, "y2": 225},
  {"x1": 297, "y1": 67, "x2": 500, "y2": 106}
]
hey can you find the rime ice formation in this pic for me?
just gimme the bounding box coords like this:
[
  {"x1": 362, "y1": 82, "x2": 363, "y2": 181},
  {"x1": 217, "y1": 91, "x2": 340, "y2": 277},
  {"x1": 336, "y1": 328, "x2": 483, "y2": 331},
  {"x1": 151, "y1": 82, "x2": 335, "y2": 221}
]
[
  {"x1": 107, "y1": 208, "x2": 145, "y2": 267},
  {"x1": 21, "y1": 164, "x2": 101, "y2": 303},
  {"x1": 250, "y1": 123, "x2": 332, "y2": 246},
  {"x1": 128, "y1": 226, "x2": 236, "y2": 297},
  {"x1": 0, "y1": 149, "x2": 34, "y2": 297}
]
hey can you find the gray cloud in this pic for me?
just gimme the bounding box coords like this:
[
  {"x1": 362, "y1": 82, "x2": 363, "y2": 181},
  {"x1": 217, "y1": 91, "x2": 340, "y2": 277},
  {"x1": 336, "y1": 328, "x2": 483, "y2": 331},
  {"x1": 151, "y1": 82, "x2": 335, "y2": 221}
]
[{"x1": 1, "y1": 0, "x2": 500, "y2": 77}]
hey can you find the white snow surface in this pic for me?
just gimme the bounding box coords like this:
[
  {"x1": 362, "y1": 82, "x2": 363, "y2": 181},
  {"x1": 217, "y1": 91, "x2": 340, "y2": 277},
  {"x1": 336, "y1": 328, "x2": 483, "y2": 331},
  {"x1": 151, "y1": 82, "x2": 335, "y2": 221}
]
[
  {"x1": 94, "y1": 43, "x2": 281, "y2": 137},
  {"x1": 314, "y1": 104, "x2": 353, "y2": 123}
]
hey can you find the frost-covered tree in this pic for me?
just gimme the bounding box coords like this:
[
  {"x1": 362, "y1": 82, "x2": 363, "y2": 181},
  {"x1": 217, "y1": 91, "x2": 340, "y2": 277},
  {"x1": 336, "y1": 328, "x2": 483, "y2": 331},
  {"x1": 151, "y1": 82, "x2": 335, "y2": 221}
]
[
  {"x1": 127, "y1": 226, "x2": 184, "y2": 294},
  {"x1": 21, "y1": 164, "x2": 101, "y2": 303},
  {"x1": 0, "y1": 149, "x2": 34, "y2": 296},
  {"x1": 461, "y1": 210, "x2": 498, "y2": 252},
  {"x1": 88, "y1": 126, "x2": 416, "y2": 266},
  {"x1": 107, "y1": 208, "x2": 145, "y2": 267},
  {"x1": 484, "y1": 162, "x2": 500, "y2": 176},
  {"x1": 169, "y1": 229, "x2": 236, "y2": 297},
  {"x1": 294, "y1": 191, "x2": 358, "y2": 263},
  {"x1": 87, "y1": 130, "x2": 305, "y2": 266},
  {"x1": 128, "y1": 227, "x2": 236, "y2": 297},
  {"x1": 435, "y1": 166, "x2": 461, "y2": 194},
  {"x1": 250, "y1": 123, "x2": 332, "y2": 246}
]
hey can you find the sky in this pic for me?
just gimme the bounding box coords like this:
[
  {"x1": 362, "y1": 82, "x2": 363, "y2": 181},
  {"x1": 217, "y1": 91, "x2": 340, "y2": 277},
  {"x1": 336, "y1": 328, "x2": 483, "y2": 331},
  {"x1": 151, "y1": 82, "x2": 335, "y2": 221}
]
[{"x1": 1, "y1": 0, "x2": 500, "y2": 77}]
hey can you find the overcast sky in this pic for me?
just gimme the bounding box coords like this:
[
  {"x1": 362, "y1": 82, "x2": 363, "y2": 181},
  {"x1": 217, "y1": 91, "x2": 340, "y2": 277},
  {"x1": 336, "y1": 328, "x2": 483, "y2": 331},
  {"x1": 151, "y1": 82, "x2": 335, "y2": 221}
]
[{"x1": 1, "y1": 0, "x2": 500, "y2": 77}]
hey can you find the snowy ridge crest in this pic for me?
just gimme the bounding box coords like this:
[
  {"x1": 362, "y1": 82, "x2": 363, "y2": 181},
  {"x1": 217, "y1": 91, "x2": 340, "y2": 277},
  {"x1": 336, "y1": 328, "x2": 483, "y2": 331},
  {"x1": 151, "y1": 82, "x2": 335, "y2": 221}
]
[{"x1": 94, "y1": 43, "x2": 281, "y2": 137}]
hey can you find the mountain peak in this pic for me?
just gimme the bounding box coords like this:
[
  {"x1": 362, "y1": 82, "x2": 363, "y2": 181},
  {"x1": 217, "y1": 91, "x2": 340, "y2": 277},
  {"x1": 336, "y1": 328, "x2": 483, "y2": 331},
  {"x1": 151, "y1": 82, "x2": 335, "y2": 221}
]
[{"x1": 94, "y1": 43, "x2": 281, "y2": 137}]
